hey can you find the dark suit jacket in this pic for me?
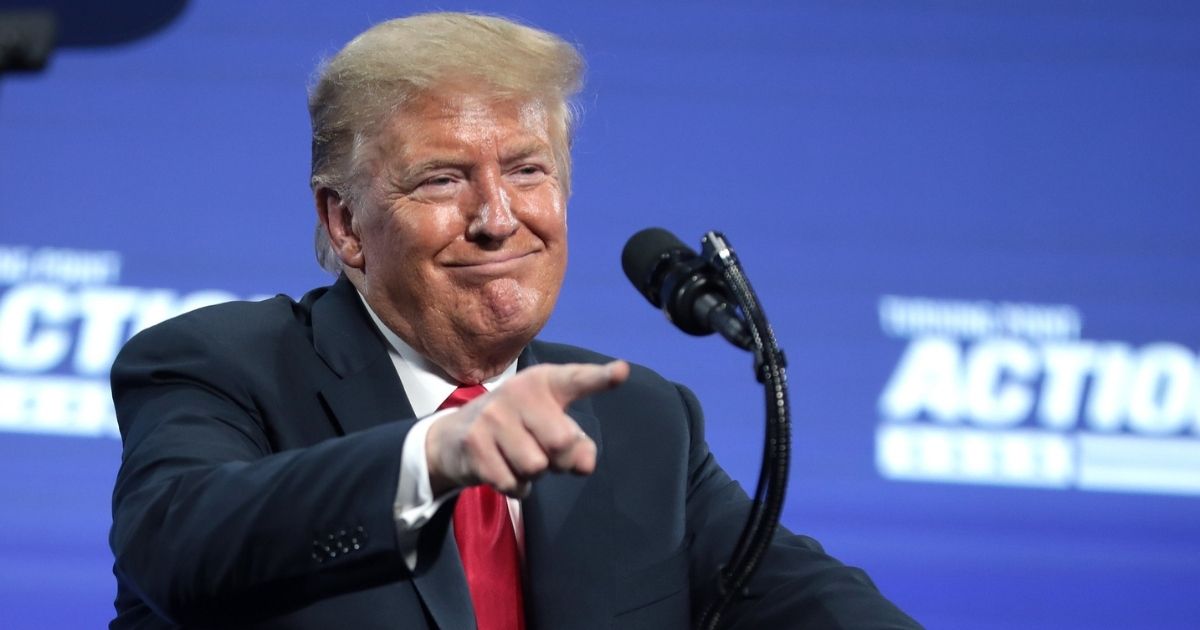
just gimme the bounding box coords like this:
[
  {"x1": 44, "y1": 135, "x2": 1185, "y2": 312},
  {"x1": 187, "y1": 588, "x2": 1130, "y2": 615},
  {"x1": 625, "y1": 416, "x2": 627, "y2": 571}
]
[{"x1": 109, "y1": 275, "x2": 919, "y2": 629}]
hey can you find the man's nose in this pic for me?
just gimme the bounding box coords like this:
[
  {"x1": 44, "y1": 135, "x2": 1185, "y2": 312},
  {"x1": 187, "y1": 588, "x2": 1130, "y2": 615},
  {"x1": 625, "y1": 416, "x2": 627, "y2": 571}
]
[{"x1": 467, "y1": 175, "x2": 520, "y2": 243}]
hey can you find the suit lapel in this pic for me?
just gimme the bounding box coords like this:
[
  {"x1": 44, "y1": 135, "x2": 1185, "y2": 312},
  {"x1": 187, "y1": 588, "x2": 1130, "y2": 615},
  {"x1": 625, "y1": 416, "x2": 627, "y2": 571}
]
[
  {"x1": 311, "y1": 275, "x2": 417, "y2": 434},
  {"x1": 520, "y1": 345, "x2": 615, "y2": 629},
  {"x1": 411, "y1": 501, "x2": 477, "y2": 630},
  {"x1": 309, "y1": 276, "x2": 475, "y2": 629}
]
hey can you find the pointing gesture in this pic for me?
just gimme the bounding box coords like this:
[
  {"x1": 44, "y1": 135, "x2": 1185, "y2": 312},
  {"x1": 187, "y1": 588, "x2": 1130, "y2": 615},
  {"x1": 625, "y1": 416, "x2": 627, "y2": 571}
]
[{"x1": 425, "y1": 360, "x2": 630, "y2": 497}]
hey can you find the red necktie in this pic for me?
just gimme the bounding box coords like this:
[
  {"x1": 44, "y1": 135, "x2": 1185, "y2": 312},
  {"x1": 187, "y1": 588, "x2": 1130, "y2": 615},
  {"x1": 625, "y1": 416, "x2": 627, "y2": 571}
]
[{"x1": 439, "y1": 384, "x2": 526, "y2": 630}]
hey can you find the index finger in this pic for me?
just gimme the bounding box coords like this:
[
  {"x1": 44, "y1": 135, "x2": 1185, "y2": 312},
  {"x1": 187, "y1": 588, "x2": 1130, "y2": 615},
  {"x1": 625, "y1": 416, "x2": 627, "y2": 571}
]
[{"x1": 546, "y1": 360, "x2": 630, "y2": 405}]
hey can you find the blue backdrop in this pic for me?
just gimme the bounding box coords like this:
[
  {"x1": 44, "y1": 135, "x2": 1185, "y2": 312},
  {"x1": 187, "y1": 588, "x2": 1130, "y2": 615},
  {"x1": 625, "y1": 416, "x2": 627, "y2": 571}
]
[{"x1": 2, "y1": 1, "x2": 1198, "y2": 627}]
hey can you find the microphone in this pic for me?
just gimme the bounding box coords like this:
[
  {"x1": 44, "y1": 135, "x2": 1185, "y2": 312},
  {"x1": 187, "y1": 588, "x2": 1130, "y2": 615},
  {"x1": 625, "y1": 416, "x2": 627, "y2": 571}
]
[{"x1": 622, "y1": 227, "x2": 752, "y2": 350}]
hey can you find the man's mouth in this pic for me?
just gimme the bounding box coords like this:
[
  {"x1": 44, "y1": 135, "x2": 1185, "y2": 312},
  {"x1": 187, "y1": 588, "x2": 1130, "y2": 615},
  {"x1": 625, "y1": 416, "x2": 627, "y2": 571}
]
[{"x1": 444, "y1": 250, "x2": 539, "y2": 275}]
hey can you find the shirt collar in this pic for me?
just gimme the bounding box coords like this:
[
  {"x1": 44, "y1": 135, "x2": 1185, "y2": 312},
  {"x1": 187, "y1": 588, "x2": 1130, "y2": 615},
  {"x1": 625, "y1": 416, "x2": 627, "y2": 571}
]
[{"x1": 356, "y1": 291, "x2": 516, "y2": 417}]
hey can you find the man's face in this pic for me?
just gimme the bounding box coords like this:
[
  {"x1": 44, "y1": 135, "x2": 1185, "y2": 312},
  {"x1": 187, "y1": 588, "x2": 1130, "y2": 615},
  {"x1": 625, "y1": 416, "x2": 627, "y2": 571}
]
[{"x1": 352, "y1": 87, "x2": 568, "y2": 379}]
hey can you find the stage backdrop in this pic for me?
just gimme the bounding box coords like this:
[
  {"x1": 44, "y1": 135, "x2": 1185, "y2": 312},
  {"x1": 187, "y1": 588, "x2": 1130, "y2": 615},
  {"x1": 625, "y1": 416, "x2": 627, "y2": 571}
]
[{"x1": 2, "y1": 1, "x2": 1197, "y2": 628}]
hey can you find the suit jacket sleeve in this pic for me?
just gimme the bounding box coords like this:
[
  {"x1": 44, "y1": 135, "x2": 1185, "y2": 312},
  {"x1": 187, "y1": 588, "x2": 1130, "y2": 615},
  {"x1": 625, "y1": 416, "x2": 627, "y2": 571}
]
[{"x1": 109, "y1": 313, "x2": 412, "y2": 625}]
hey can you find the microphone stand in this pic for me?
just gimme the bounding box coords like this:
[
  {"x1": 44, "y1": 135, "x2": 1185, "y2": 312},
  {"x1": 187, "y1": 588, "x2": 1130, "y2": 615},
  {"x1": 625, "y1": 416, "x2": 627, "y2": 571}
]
[{"x1": 695, "y1": 231, "x2": 790, "y2": 630}]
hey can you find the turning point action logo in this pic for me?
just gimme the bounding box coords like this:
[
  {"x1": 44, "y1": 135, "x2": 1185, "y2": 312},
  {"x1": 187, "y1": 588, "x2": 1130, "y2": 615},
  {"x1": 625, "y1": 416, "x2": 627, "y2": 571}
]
[
  {"x1": 876, "y1": 295, "x2": 1200, "y2": 496},
  {"x1": 0, "y1": 245, "x2": 247, "y2": 438}
]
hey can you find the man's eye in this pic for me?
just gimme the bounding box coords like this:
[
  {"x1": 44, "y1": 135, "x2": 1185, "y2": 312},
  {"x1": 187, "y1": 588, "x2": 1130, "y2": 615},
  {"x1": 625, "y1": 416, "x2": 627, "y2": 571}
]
[
  {"x1": 423, "y1": 175, "x2": 455, "y2": 187},
  {"x1": 511, "y1": 165, "x2": 545, "y2": 179}
]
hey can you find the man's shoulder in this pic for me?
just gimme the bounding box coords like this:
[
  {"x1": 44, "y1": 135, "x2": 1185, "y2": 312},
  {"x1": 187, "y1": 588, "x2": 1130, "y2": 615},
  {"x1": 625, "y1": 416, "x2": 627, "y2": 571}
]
[
  {"x1": 116, "y1": 285, "x2": 330, "y2": 364},
  {"x1": 527, "y1": 339, "x2": 614, "y2": 366}
]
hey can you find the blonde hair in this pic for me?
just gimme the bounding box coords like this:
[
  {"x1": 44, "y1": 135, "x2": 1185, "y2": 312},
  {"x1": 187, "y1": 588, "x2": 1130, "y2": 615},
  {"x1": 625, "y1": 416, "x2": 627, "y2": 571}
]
[{"x1": 308, "y1": 13, "x2": 585, "y2": 273}]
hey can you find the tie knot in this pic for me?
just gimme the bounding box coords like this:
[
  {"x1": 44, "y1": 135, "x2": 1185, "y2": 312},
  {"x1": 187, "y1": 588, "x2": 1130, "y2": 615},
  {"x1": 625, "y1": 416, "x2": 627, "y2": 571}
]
[{"x1": 439, "y1": 384, "x2": 488, "y2": 410}]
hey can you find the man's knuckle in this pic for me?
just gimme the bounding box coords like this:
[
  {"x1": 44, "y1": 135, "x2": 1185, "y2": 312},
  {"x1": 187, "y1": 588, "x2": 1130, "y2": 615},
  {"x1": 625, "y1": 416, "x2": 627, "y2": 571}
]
[
  {"x1": 477, "y1": 408, "x2": 509, "y2": 432},
  {"x1": 519, "y1": 451, "x2": 549, "y2": 475},
  {"x1": 543, "y1": 425, "x2": 574, "y2": 451},
  {"x1": 476, "y1": 405, "x2": 497, "y2": 424},
  {"x1": 462, "y1": 429, "x2": 489, "y2": 456}
]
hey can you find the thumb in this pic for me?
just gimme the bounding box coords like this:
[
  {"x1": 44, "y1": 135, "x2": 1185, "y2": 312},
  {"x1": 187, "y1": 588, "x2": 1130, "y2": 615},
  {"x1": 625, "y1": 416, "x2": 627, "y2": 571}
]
[{"x1": 546, "y1": 360, "x2": 630, "y2": 405}]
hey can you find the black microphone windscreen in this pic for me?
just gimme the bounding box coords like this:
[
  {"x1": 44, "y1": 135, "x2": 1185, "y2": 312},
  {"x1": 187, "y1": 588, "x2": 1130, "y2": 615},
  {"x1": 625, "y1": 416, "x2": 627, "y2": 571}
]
[{"x1": 621, "y1": 227, "x2": 692, "y2": 299}]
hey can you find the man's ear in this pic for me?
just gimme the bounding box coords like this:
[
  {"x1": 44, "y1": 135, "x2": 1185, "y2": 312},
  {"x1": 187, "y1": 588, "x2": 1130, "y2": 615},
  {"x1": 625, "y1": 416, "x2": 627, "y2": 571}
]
[{"x1": 315, "y1": 187, "x2": 365, "y2": 270}]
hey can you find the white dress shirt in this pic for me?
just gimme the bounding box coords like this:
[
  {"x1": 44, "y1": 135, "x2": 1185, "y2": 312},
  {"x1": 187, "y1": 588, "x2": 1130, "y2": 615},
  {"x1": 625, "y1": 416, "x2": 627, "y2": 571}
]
[{"x1": 357, "y1": 294, "x2": 523, "y2": 570}]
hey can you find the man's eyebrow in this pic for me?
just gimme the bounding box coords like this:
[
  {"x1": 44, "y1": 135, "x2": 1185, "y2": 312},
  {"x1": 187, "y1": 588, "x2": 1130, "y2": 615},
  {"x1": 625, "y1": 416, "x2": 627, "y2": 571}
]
[
  {"x1": 401, "y1": 158, "x2": 473, "y2": 180},
  {"x1": 394, "y1": 142, "x2": 553, "y2": 182},
  {"x1": 501, "y1": 141, "x2": 553, "y2": 164}
]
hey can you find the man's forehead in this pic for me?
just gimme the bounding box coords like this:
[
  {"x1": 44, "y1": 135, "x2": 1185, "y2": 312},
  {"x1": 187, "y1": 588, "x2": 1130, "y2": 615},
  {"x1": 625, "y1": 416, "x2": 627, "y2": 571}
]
[
  {"x1": 414, "y1": 90, "x2": 547, "y2": 122},
  {"x1": 358, "y1": 85, "x2": 567, "y2": 187},
  {"x1": 388, "y1": 88, "x2": 553, "y2": 145}
]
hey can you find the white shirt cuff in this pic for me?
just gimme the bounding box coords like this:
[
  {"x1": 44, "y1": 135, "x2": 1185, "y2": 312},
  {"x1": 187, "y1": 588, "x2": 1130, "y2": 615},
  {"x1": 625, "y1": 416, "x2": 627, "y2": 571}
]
[{"x1": 394, "y1": 409, "x2": 459, "y2": 571}]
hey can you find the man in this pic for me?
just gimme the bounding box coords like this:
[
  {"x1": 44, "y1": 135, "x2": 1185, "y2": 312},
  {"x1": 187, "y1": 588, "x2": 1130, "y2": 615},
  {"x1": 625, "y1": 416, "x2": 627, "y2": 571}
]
[{"x1": 109, "y1": 13, "x2": 920, "y2": 629}]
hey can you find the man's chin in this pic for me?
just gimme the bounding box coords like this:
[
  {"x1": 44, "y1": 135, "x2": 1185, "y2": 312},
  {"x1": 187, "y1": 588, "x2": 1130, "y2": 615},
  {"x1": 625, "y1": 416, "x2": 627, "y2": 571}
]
[
  {"x1": 464, "y1": 300, "x2": 551, "y2": 353},
  {"x1": 477, "y1": 279, "x2": 545, "y2": 322},
  {"x1": 439, "y1": 313, "x2": 546, "y2": 383},
  {"x1": 468, "y1": 311, "x2": 546, "y2": 346}
]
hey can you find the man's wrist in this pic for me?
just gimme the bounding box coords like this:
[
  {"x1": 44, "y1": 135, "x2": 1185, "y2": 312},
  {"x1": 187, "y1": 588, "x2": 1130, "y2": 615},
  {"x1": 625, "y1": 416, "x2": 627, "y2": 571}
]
[
  {"x1": 395, "y1": 410, "x2": 454, "y2": 527},
  {"x1": 423, "y1": 411, "x2": 455, "y2": 498}
]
